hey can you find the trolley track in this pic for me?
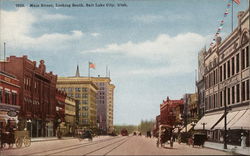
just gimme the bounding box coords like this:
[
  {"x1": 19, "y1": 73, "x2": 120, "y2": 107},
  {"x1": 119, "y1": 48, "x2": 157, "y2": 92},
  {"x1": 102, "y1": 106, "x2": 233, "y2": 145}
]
[
  {"x1": 20, "y1": 136, "x2": 123, "y2": 156},
  {"x1": 82, "y1": 136, "x2": 130, "y2": 156}
]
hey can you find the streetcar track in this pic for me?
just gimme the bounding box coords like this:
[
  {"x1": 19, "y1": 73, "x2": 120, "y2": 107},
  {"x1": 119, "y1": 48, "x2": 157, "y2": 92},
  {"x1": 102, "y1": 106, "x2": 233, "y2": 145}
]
[
  {"x1": 82, "y1": 136, "x2": 130, "y2": 156},
  {"x1": 21, "y1": 136, "x2": 122, "y2": 156},
  {"x1": 45, "y1": 137, "x2": 127, "y2": 156},
  {"x1": 102, "y1": 137, "x2": 130, "y2": 156}
]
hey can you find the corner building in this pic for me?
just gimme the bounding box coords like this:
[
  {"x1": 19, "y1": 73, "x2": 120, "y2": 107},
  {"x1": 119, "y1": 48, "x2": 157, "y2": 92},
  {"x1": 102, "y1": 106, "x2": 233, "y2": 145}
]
[
  {"x1": 56, "y1": 77, "x2": 98, "y2": 129},
  {"x1": 0, "y1": 56, "x2": 57, "y2": 137},
  {"x1": 195, "y1": 9, "x2": 249, "y2": 147}
]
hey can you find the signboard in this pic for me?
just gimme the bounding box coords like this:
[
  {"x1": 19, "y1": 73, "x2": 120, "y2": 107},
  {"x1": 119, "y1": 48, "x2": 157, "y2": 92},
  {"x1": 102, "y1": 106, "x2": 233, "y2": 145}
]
[{"x1": 7, "y1": 110, "x2": 18, "y2": 117}]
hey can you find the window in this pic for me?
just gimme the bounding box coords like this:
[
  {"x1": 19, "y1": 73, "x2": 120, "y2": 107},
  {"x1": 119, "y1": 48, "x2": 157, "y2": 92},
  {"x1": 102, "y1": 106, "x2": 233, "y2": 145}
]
[
  {"x1": 224, "y1": 89, "x2": 226, "y2": 106},
  {"x1": 246, "y1": 46, "x2": 249, "y2": 67},
  {"x1": 82, "y1": 88, "x2": 88, "y2": 92},
  {"x1": 241, "y1": 49, "x2": 245, "y2": 70},
  {"x1": 227, "y1": 60, "x2": 230, "y2": 78},
  {"x1": 220, "y1": 91, "x2": 223, "y2": 107},
  {"x1": 232, "y1": 86, "x2": 235, "y2": 104},
  {"x1": 236, "y1": 53, "x2": 240, "y2": 73},
  {"x1": 82, "y1": 106, "x2": 88, "y2": 111},
  {"x1": 219, "y1": 66, "x2": 222, "y2": 82},
  {"x1": 247, "y1": 80, "x2": 249, "y2": 100},
  {"x1": 236, "y1": 84, "x2": 240, "y2": 103},
  {"x1": 223, "y1": 63, "x2": 226, "y2": 80},
  {"x1": 227, "y1": 88, "x2": 230, "y2": 105},
  {"x1": 0, "y1": 89, "x2": 2, "y2": 103},
  {"x1": 5, "y1": 91, "x2": 10, "y2": 104},
  {"x1": 242, "y1": 81, "x2": 245, "y2": 101},
  {"x1": 75, "y1": 88, "x2": 81, "y2": 92},
  {"x1": 82, "y1": 94, "x2": 88, "y2": 98},
  {"x1": 231, "y1": 57, "x2": 235, "y2": 76},
  {"x1": 12, "y1": 92, "x2": 17, "y2": 105},
  {"x1": 82, "y1": 100, "x2": 88, "y2": 104}
]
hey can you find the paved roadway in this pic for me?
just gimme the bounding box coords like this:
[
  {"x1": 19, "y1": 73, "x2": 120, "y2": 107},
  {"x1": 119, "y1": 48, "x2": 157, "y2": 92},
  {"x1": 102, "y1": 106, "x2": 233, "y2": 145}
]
[{"x1": 1, "y1": 135, "x2": 231, "y2": 155}]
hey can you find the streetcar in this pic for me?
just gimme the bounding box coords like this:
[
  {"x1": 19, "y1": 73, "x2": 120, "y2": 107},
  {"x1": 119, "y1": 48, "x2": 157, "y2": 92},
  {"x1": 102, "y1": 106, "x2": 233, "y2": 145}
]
[{"x1": 120, "y1": 129, "x2": 128, "y2": 136}]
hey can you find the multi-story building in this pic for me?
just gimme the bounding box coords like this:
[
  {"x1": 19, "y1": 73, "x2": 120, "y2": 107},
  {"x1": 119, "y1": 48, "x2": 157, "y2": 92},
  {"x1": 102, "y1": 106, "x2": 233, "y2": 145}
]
[
  {"x1": 57, "y1": 71, "x2": 98, "y2": 129},
  {"x1": 160, "y1": 97, "x2": 184, "y2": 127},
  {"x1": 64, "y1": 96, "x2": 76, "y2": 136},
  {"x1": 0, "y1": 71, "x2": 20, "y2": 129},
  {"x1": 195, "y1": 9, "x2": 249, "y2": 146},
  {"x1": 0, "y1": 56, "x2": 57, "y2": 137},
  {"x1": 55, "y1": 89, "x2": 66, "y2": 135},
  {"x1": 91, "y1": 76, "x2": 115, "y2": 134},
  {"x1": 196, "y1": 48, "x2": 206, "y2": 118}
]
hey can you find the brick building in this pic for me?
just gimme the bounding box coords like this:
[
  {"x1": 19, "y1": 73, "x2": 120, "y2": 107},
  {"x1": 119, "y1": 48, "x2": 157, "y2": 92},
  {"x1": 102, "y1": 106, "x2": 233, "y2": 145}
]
[
  {"x1": 0, "y1": 71, "x2": 20, "y2": 129},
  {"x1": 0, "y1": 56, "x2": 57, "y2": 137}
]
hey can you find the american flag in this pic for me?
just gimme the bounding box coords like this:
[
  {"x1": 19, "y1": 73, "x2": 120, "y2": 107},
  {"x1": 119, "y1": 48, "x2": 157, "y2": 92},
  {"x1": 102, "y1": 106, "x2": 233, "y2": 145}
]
[{"x1": 89, "y1": 62, "x2": 95, "y2": 69}]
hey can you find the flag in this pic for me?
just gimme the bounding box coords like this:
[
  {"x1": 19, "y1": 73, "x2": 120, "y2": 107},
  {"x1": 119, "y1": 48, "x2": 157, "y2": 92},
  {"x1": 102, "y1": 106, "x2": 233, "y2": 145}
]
[
  {"x1": 233, "y1": 0, "x2": 240, "y2": 5},
  {"x1": 89, "y1": 62, "x2": 95, "y2": 69}
]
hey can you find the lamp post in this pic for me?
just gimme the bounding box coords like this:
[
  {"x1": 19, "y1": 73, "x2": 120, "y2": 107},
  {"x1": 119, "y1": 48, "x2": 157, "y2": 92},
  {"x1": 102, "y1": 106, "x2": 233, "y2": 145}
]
[
  {"x1": 201, "y1": 122, "x2": 207, "y2": 131},
  {"x1": 27, "y1": 119, "x2": 32, "y2": 138}
]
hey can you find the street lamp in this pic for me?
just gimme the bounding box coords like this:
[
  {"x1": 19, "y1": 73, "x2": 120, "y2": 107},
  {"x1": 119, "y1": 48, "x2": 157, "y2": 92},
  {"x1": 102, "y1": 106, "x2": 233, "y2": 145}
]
[
  {"x1": 224, "y1": 104, "x2": 231, "y2": 149},
  {"x1": 27, "y1": 119, "x2": 32, "y2": 138},
  {"x1": 201, "y1": 122, "x2": 207, "y2": 131}
]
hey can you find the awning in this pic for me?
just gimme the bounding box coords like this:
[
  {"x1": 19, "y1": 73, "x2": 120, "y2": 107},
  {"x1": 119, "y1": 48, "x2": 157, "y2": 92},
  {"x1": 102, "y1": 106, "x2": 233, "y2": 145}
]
[
  {"x1": 181, "y1": 123, "x2": 193, "y2": 133},
  {"x1": 229, "y1": 109, "x2": 250, "y2": 130},
  {"x1": 213, "y1": 111, "x2": 239, "y2": 130},
  {"x1": 194, "y1": 113, "x2": 224, "y2": 130}
]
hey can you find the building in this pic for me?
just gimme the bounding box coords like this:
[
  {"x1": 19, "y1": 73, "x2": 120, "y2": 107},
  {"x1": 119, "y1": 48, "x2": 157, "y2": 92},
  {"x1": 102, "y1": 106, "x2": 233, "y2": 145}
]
[
  {"x1": 64, "y1": 96, "x2": 76, "y2": 136},
  {"x1": 55, "y1": 89, "x2": 66, "y2": 136},
  {"x1": 195, "y1": 9, "x2": 249, "y2": 147},
  {"x1": 196, "y1": 48, "x2": 206, "y2": 118},
  {"x1": 91, "y1": 76, "x2": 115, "y2": 134},
  {"x1": 107, "y1": 84, "x2": 115, "y2": 133},
  {"x1": 57, "y1": 73, "x2": 98, "y2": 129},
  {"x1": 160, "y1": 97, "x2": 184, "y2": 127},
  {"x1": 0, "y1": 71, "x2": 20, "y2": 129},
  {"x1": 0, "y1": 56, "x2": 57, "y2": 137}
]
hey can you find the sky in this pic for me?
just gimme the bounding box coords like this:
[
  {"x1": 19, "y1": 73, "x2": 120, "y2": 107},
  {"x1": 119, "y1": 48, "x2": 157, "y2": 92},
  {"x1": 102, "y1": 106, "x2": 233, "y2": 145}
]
[{"x1": 0, "y1": 0, "x2": 249, "y2": 125}]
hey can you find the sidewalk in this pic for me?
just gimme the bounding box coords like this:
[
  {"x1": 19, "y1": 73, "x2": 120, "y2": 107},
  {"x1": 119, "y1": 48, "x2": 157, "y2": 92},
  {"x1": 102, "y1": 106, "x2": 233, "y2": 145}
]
[
  {"x1": 31, "y1": 136, "x2": 76, "y2": 142},
  {"x1": 204, "y1": 141, "x2": 250, "y2": 155},
  {"x1": 31, "y1": 135, "x2": 112, "y2": 142}
]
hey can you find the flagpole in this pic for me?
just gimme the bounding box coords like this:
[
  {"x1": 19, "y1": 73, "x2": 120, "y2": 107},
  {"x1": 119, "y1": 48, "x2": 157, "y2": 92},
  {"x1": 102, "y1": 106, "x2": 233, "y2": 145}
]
[
  {"x1": 88, "y1": 62, "x2": 90, "y2": 78},
  {"x1": 231, "y1": 0, "x2": 233, "y2": 32}
]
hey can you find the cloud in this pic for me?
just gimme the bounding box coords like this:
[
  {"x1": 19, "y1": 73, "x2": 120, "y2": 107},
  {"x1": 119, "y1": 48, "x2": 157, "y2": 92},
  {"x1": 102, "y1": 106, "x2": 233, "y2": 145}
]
[
  {"x1": 0, "y1": 8, "x2": 82, "y2": 52},
  {"x1": 84, "y1": 33, "x2": 207, "y2": 76},
  {"x1": 91, "y1": 33, "x2": 101, "y2": 37},
  {"x1": 132, "y1": 15, "x2": 164, "y2": 23}
]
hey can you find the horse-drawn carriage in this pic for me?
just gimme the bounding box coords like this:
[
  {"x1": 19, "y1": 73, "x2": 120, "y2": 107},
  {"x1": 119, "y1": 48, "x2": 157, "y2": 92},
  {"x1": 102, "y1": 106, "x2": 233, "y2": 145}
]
[
  {"x1": 1, "y1": 130, "x2": 31, "y2": 148},
  {"x1": 157, "y1": 124, "x2": 174, "y2": 148}
]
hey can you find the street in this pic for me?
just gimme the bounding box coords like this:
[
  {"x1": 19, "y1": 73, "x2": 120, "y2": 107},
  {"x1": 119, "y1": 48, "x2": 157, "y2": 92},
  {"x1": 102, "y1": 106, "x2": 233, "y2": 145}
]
[{"x1": 1, "y1": 136, "x2": 231, "y2": 155}]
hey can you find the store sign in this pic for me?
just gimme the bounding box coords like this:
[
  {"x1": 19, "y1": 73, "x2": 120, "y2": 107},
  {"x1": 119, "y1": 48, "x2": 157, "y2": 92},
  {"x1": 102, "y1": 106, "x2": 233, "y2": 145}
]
[{"x1": 7, "y1": 110, "x2": 18, "y2": 117}]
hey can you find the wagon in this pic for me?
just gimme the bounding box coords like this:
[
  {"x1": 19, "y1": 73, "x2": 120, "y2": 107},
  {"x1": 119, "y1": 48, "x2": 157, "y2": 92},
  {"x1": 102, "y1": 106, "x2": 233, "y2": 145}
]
[
  {"x1": 157, "y1": 124, "x2": 174, "y2": 148},
  {"x1": 1, "y1": 130, "x2": 31, "y2": 148},
  {"x1": 193, "y1": 133, "x2": 207, "y2": 147}
]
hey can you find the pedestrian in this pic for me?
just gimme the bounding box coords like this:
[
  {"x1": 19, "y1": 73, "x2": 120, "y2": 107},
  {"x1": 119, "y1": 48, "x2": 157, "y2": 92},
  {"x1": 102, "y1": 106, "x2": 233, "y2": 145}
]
[{"x1": 241, "y1": 133, "x2": 246, "y2": 149}]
